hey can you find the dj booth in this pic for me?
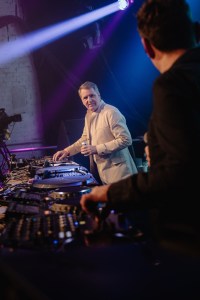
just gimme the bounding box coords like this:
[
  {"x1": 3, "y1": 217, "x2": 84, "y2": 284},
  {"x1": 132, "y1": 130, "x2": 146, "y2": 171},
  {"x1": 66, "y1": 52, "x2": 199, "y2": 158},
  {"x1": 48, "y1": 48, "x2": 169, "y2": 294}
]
[
  {"x1": 0, "y1": 157, "x2": 146, "y2": 298},
  {"x1": 0, "y1": 156, "x2": 199, "y2": 299}
]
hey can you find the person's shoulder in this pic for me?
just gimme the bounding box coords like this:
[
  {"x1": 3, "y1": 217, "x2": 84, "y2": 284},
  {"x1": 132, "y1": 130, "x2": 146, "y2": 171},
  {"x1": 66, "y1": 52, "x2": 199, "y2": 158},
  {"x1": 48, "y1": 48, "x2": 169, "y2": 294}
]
[
  {"x1": 104, "y1": 103, "x2": 121, "y2": 114},
  {"x1": 103, "y1": 104, "x2": 125, "y2": 122},
  {"x1": 153, "y1": 72, "x2": 177, "y2": 100},
  {"x1": 154, "y1": 60, "x2": 193, "y2": 91},
  {"x1": 154, "y1": 63, "x2": 182, "y2": 91}
]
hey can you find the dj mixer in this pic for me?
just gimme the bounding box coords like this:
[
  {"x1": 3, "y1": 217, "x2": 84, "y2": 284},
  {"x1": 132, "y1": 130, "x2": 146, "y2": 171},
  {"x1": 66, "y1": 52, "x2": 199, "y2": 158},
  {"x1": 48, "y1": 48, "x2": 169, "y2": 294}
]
[{"x1": 0, "y1": 157, "x2": 144, "y2": 251}]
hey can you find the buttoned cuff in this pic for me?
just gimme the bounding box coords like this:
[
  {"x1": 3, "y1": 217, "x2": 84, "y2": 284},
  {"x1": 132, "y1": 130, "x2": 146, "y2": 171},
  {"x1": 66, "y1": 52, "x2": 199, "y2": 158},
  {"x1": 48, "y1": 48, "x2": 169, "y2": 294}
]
[{"x1": 96, "y1": 144, "x2": 107, "y2": 155}]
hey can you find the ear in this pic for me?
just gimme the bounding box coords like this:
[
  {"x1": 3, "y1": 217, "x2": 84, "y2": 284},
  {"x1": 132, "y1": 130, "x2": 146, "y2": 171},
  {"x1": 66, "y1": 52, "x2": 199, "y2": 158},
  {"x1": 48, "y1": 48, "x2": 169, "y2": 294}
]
[{"x1": 141, "y1": 38, "x2": 155, "y2": 59}]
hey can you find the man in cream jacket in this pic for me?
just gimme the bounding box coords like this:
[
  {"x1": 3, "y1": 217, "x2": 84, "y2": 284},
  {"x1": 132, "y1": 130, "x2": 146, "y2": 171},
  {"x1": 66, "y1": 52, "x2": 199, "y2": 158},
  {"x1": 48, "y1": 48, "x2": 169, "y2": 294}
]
[{"x1": 53, "y1": 81, "x2": 137, "y2": 184}]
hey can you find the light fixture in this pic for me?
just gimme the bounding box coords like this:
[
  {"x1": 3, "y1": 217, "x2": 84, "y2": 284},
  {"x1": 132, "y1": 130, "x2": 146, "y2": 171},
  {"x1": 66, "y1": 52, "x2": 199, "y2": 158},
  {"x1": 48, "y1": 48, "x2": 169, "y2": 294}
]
[
  {"x1": 118, "y1": 0, "x2": 130, "y2": 11},
  {"x1": 0, "y1": 1, "x2": 135, "y2": 65}
]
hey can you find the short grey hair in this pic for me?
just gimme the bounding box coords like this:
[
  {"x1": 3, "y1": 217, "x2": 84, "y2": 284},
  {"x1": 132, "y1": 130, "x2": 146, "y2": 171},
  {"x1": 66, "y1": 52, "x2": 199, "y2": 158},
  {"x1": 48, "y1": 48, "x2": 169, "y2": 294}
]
[{"x1": 78, "y1": 81, "x2": 100, "y2": 97}]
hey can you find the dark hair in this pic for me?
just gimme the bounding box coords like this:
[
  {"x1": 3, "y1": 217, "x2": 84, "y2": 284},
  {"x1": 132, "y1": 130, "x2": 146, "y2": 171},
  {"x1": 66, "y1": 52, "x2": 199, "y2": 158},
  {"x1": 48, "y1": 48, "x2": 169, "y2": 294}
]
[{"x1": 136, "y1": 0, "x2": 197, "y2": 51}]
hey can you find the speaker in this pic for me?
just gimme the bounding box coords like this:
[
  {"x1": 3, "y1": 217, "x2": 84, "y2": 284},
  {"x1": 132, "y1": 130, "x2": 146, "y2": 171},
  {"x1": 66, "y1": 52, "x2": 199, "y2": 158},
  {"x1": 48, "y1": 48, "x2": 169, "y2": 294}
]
[{"x1": 57, "y1": 118, "x2": 90, "y2": 170}]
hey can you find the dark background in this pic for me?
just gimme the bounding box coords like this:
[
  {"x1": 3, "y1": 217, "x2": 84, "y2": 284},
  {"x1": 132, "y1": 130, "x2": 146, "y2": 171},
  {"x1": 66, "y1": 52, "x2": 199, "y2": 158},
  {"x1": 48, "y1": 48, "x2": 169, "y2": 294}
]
[
  {"x1": 18, "y1": 0, "x2": 157, "y2": 148},
  {"x1": 18, "y1": 0, "x2": 200, "y2": 150},
  {"x1": 1, "y1": 3, "x2": 200, "y2": 298}
]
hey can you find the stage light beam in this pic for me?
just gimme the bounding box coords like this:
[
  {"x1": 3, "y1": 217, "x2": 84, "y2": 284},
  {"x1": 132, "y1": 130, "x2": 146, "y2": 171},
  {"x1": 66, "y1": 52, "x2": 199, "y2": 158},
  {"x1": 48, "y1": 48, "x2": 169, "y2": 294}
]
[{"x1": 0, "y1": 2, "x2": 127, "y2": 66}]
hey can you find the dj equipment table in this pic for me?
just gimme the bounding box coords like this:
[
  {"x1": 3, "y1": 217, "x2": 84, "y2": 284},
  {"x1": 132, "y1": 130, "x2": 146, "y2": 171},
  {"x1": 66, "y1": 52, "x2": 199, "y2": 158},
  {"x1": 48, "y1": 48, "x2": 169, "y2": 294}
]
[{"x1": 0, "y1": 157, "x2": 199, "y2": 300}]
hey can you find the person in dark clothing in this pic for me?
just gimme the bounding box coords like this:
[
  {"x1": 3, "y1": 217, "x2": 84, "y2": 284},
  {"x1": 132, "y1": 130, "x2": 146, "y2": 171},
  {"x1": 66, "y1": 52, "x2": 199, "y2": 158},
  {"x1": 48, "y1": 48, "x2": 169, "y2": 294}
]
[{"x1": 80, "y1": 0, "x2": 200, "y2": 256}]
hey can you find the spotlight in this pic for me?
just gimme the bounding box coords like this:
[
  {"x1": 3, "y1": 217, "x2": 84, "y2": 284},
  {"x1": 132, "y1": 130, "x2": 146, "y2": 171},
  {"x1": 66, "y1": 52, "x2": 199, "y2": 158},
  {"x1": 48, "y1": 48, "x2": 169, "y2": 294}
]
[
  {"x1": 118, "y1": 0, "x2": 130, "y2": 11},
  {"x1": 0, "y1": 1, "x2": 135, "y2": 65}
]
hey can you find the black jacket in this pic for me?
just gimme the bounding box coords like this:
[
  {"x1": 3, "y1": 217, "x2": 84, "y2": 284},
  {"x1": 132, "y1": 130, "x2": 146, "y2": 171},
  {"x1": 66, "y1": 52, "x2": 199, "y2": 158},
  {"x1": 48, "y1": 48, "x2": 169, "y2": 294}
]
[{"x1": 108, "y1": 47, "x2": 200, "y2": 254}]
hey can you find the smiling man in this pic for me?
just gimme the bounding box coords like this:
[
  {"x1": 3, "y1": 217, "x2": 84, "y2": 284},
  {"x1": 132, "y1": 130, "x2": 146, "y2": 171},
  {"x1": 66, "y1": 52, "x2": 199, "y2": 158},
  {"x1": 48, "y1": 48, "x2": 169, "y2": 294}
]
[{"x1": 53, "y1": 81, "x2": 137, "y2": 184}]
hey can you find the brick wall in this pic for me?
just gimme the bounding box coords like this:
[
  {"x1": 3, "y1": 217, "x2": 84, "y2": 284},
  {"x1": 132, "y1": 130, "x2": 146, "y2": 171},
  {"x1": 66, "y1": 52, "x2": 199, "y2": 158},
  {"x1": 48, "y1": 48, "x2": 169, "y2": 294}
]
[{"x1": 0, "y1": 0, "x2": 44, "y2": 159}]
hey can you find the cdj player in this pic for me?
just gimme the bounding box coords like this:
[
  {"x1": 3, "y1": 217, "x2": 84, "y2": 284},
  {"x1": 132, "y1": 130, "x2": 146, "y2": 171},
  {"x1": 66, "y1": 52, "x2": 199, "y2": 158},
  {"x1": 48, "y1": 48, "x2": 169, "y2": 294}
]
[
  {"x1": 0, "y1": 156, "x2": 145, "y2": 252},
  {"x1": 31, "y1": 158, "x2": 98, "y2": 188}
]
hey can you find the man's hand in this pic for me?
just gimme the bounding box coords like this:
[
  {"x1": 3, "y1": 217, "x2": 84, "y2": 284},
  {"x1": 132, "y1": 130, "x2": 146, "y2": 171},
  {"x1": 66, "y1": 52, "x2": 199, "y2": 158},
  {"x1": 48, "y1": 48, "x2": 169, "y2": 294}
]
[
  {"x1": 81, "y1": 144, "x2": 97, "y2": 156},
  {"x1": 52, "y1": 149, "x2": 70, "y2": 161},
  {"x1": 80, "y1": 185, "x2": 110, "y2": 214}
]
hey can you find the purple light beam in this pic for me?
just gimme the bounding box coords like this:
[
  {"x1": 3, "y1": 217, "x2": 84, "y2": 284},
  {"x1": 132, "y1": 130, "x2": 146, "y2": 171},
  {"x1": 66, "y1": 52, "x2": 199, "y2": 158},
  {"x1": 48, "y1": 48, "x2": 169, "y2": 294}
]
[{"x1": 0, "y1": 2, "x2": 120, "y2": 66}]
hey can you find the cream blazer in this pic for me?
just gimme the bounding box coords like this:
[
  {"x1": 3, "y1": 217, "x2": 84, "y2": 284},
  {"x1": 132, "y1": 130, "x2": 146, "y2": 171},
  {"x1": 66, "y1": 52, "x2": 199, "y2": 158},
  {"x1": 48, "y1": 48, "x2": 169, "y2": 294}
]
[{"x1": 65, "y1": 100, "x2": 137, "y2": 184}]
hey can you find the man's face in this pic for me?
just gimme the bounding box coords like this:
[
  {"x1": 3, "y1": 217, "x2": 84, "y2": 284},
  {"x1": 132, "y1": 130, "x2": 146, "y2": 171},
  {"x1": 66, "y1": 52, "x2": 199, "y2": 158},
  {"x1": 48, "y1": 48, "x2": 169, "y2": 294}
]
[{"x1": 80, "y1": 88, "x2": 101, "y2": 112}]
